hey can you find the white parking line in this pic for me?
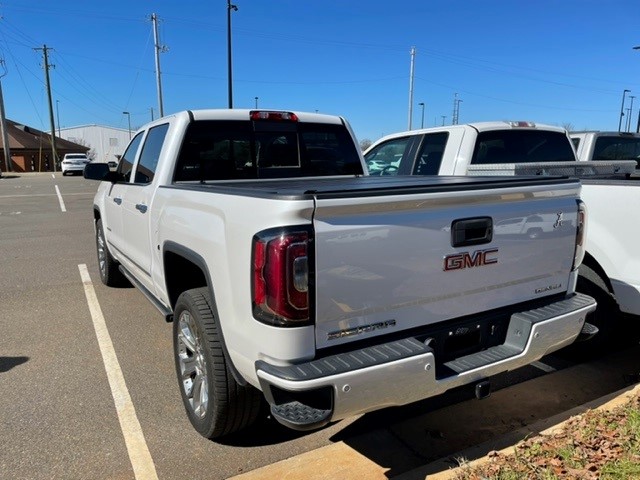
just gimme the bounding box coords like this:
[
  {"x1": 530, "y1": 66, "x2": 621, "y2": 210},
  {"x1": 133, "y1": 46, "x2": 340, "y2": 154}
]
[
  {"x1": 54, "y1": 185, "x2": 67, "y2": 212},
  {"x1": 531, "y1": 361, "x2": 557, "y2": 373},
  {"x1": 78, "y1": 264, "x2": 159, "y2": 480},
  {"x1": 51, "y1": 173, "x2": 55, "y2": 179}
]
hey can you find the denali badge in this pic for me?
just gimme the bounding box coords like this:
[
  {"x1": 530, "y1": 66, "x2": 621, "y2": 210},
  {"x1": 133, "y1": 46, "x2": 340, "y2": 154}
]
[
  {"x1": 535, "y1": 283, "x2": 562, "y2": 294},
  {"x1": 327, "y1": 319, "x2": 396, "y2": 341},
  {"x1": 444, "y1": 248, "x2": 498, "y2": 271}
]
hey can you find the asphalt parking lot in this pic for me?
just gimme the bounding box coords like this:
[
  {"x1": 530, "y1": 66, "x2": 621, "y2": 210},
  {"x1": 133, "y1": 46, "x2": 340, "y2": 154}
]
[{"x1": 1, "y1": 172, "x2": 639, "y2": 480}]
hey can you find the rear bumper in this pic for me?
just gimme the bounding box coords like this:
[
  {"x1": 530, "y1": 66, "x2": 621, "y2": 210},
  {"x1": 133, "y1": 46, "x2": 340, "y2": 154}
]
[
  {"x1": 256, "y1": 293, "x2": 596, "y2": 431},
  {"x1": 61, "y1": 164, "x2": 86, "y2": 172}
]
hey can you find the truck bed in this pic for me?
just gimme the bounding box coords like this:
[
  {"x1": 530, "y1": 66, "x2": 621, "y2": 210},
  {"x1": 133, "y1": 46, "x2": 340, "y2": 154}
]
[{"x1": 167, "y1": 175, "x2": 578, "y2": 199}]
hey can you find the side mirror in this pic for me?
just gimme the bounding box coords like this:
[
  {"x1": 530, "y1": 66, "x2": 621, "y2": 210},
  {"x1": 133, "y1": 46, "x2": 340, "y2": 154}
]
[{"x1": 84, "y1": 162, "x2": 119, "y2": 182}]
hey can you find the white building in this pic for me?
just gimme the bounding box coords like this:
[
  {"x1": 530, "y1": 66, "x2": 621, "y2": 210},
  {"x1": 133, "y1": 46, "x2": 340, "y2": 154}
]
[{"x1": 59, "y1": 125, "x2": 131, "y2": 164}]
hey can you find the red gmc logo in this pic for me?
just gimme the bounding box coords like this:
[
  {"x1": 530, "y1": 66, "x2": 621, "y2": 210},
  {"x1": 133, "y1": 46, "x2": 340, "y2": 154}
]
[{"x1": 444, "y1": 248, "x2": 499, "y2": 271}]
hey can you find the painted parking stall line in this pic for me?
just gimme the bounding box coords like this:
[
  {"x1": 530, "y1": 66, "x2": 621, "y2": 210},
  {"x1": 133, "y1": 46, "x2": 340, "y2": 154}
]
[
  {"x1": 54, "y1": 185, "x2": 67, "y2": 212},
  {"x1": 78, "y1": 264, "x2": 159, "y2": 480}
]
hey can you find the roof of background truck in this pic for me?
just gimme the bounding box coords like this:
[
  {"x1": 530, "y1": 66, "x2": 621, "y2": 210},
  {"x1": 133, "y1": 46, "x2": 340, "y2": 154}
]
[
  {"x1": 369, "y1": 121, "x2": 566, "y2": 147},
  {"x1": 569, "y1": 131, "x2": 640, "y2": 137}
]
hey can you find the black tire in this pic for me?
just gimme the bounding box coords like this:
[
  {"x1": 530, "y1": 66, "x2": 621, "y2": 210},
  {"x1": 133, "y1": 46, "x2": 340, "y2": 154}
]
[
  {"x1": 559, "y1": 264, "x2": 622, "y2": 361},
  {"x1": 576, "y1": 265, "x2": 620, "y2": 344},
  {"x1": 173, "y1": 287, "x2": 263, "y2": 439},
  {"x1": 95, "y1": 218, "x2": 128, "y2": 287}
]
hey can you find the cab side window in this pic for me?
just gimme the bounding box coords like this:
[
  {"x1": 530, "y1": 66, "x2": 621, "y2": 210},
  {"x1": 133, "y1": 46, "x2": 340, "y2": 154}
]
[
  {"x1": 117, "y1": 132, "x2": 144, "y2": 182},
  {"x1": 413, "y1": 132, "x2": 448, "y2": 175},
  {"x1": 134, "y1": 124, "x2": 170, "y2": 184}
]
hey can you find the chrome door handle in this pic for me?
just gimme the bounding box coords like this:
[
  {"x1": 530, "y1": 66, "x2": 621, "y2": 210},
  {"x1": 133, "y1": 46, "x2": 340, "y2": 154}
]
[
  {"x1": 113, "y1": 197, "x2": 122, "y2": 205},
  {"x1": 135, "y1": 203, "x2": 148, "y2": 214}
]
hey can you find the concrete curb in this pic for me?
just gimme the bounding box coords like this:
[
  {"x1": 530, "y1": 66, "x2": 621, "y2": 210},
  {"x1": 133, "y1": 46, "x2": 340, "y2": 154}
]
[{"x1": 394, "y1": 381, "x2": 640, "y2": 480}]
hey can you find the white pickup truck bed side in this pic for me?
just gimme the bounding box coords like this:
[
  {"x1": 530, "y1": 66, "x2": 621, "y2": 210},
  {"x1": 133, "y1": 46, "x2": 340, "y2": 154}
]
[{"x1": 86, "y1": 111, "x2": 595, "y2": 439}]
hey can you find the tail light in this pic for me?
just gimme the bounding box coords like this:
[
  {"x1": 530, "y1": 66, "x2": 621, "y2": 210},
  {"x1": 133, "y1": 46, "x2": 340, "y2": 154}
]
[
  {"x1": 572, "y1": 200, "x2": 587, "y2": 270},
  {"x1": 252, "y1": 228, "x2": 311, "y2": 326}
]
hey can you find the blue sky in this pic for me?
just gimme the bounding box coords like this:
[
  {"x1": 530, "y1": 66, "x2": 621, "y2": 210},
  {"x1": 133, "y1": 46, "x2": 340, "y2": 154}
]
[{"x1": 1, "y1": 1, "x2": 639, "y2": 143}]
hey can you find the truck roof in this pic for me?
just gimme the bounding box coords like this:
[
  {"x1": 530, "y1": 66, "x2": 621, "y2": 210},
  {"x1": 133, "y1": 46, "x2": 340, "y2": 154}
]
[
  {"x1": 372, "y1": 121, "x2": 566, "y2": 144},
  {"x1": 153, "y1": 109, "x2": 346, "y2": 126},
  {"x1": 569, "y1": 130, "x2": 640, "y2": 137}
]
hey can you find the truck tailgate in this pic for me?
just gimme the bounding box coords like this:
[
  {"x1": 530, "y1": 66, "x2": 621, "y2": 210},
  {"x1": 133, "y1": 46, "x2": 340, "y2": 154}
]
[{"x1": 312, "y1": 180, "x2": 580, "y2": 349}]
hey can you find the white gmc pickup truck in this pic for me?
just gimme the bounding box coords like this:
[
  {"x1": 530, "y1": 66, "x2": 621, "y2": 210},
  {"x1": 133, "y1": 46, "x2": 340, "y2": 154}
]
[
  {"x1": 365, "y1": 121, "x2": 637, "y2": 341},
  {"x1": 84, "y1": 110, "x2": 595, "y2": 439}
]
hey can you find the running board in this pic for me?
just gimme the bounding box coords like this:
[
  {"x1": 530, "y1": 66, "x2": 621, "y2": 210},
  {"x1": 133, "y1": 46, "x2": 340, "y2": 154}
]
[{"x1": 118, "y1": 266, "x2": 174, "y2": 322}]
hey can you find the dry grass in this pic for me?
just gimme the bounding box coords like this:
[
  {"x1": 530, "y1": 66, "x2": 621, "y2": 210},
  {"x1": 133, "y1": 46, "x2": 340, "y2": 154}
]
[{"x1": 453, "y1": 392, "x2": 640, "y2": 480}]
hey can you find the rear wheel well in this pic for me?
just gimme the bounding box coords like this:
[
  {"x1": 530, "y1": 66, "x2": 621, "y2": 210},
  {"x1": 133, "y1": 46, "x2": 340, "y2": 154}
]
[
  {"x1": 164, "y1": 251, "x2": 208, "y2": 309},
  {"x1": 580, "y1": 252, "x2": 613, "y2": 294}
]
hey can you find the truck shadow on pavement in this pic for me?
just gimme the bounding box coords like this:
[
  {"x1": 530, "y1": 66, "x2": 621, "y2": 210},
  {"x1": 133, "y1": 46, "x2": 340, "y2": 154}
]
[
  {"x1": 0, "y1": 356, "x2": 29, "y2": 373},
  {"x1": 329, "y1": 332, "x2": 640, "y2": 479}
]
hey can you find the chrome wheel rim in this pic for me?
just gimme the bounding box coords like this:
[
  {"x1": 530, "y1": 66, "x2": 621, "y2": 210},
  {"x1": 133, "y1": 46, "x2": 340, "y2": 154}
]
[
  {"x1": 177, "y1": 311, "x2": 209, "y2": 418},
  {"x1": 97, "y1": 227, "x2": 107, "y2": 276}
]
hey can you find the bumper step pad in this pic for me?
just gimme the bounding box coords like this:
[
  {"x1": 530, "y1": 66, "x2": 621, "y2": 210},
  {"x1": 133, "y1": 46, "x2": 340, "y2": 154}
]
[{"x1": 270, "y1": 401, "x2": 332, "y2": 431}]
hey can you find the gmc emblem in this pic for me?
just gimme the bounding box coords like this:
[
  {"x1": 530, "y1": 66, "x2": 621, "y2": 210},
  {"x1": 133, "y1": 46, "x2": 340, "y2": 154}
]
[{"x1": 444, "y1": 248, "x2": 499, "y2": 271}]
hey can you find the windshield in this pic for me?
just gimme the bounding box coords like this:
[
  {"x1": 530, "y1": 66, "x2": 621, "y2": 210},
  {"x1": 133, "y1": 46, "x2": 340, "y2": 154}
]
[
  {"x1": 174, "y1": 120, "x2": 363, "y2": 181},
  {"x1": 471, "y1": 130, "x2": 575, "y2": 164}
]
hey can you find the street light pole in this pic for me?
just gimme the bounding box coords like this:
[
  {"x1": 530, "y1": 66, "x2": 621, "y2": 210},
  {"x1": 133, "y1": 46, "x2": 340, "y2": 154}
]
[
  {"x1": 123, "y1": 111, "x2": 131, "y2": 139},
  {"x1": 618, "y1": 89, "x2": 630, "y2": 132},
  {"x1": 418, "y1": 102, "x2": 425, "y2": 129},
  {"x1": 634, "y1": 47, "x2": 640, "y2": 132},
  {"x1": 227, "y1": 0, "x2": 238, "y2": 109},
  {"x1": 441, "y1": 115, "x2": 446, "y2": 126},
  {"x1": 628, "y1": 96, "x2": 636, "y2": 132},
  {"x1": 254, "y1": 96, "x2": 258, "y2": 108}
]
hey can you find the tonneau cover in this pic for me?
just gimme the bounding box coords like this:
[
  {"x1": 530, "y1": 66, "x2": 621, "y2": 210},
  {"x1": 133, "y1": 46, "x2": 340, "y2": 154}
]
[{"x1": 169, "y1": 175, "x2": 577, "y2": 200}]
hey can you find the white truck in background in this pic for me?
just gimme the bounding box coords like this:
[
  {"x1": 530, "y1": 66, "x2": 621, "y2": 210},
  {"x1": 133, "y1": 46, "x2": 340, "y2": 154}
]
[
  {"x1": 83, "y1": 110, "x2": 595, "y2": 440},
  {"x1": 570, "y1": 130, "x2": 640, "y2": 169},
  {"x1": 364, "y1": 121, "x2": 640, "y2": 342}
]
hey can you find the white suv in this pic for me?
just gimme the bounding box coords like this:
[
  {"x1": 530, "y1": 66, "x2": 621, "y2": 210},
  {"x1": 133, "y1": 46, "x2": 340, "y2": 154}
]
[{"x1": 61, "y1": 153, "x2": 90, "y2": 175}]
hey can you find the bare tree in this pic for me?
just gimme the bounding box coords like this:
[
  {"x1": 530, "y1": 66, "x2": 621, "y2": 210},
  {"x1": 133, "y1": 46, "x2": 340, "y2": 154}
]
[
  {"x1": 359, "y1": 138, "x2": 372, "y2": 151},
  {"x1": 69, "y1": 137, "x2": 96, "y2": 160},
  {"x1": 562, "y1": 123, "x2": 574, "y2": 132}
]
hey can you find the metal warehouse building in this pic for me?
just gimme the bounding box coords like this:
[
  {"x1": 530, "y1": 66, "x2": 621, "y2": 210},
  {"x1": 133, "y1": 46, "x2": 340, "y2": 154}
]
[{"x1": 59, "y1": 124, "x2": 131, "y2": 166}]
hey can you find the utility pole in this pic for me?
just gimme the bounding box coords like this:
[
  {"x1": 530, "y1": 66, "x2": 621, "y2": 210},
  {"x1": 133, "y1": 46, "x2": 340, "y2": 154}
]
[
  {"x1": 0, "y1": 57, "x2": 12, "y2": 173},
  {"x1": 34, "y1": 45, "x2": 58, "y2": 172},
  {"x1": 227, "y1": 0, "x2": 238, "y2": 109},
  {"x1": 627, "y1": 96, "x2": 636, "y2": 132},
  {"x1": 407, "y1": 46, "x2": 416, "y2": 130},
  {"x1": 56, "y1": 100, "x2": 61, "y2": 137},
  {"x1": 151, "y1": 13, "x2": 166, "y2": 117},
  {"x1": 452, "y1": 94, "x2": 463, "y2": 125},
  {"x1": 441, "y1": 115, "x2": 446, "y2": 126},
  {"x1": 618, "y1": 89, "x2": 630, "y2": 132},
  {"x1": 150, "y1": 107, "x2": 154, "y2": 121}
]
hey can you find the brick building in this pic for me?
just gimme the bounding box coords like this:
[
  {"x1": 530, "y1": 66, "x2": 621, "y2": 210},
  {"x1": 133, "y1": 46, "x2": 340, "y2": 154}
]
[{"x1": 0, "y1": 119, "x2": 89, "y2": 172}]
